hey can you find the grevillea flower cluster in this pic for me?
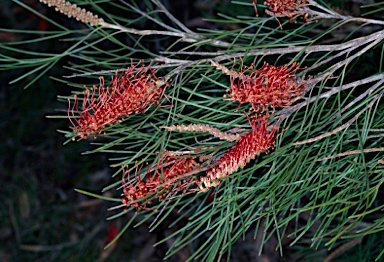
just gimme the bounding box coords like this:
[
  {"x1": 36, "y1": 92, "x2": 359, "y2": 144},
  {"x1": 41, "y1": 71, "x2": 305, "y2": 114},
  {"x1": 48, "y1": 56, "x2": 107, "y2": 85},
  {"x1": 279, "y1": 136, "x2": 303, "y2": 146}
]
[
  {"x1": 68, "y1": 62, "x2": 167, "y2": 139},
  {"x1": 228, "y1": 62, "x2": 306, "y2": 113},
  {"x1": 264, "y1": 0, "x2": 309, "y2": 18},
  {"x1": 117, "y1": 60, "x2": 298, "y2": 206},
  {"x1": 198, "y1": 116, "x2": 277, "y2": 191},
  {"x1": 121, "y1": 151, "x2": 200, "y2": 210}
]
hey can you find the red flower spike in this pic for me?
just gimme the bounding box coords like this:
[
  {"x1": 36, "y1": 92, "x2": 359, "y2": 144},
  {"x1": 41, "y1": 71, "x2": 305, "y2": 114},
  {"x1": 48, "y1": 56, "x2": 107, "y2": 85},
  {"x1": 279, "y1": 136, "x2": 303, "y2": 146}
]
[
  {"x1": 228, "y1": 62, "x2": 306, "y2": 113},
  {"x1": 68, "y1": 62, "x2": 167, "y2": 139},
  {"x1": 121, "y1": 151, "x2": 201, "y2": 210},
  {"x1": 199, "y1": 116, "x2": 277, "y2": 191}
]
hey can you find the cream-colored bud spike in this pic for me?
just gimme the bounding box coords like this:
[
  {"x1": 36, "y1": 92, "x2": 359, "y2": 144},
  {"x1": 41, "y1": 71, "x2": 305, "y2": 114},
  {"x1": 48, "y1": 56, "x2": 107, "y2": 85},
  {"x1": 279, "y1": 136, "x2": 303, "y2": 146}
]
[
  {"x1": 40, "y1": 0, "x2": 105, "y2": 26},
  {"x1": 162, "y1": 124, "x2": 241, "y2": 142}
]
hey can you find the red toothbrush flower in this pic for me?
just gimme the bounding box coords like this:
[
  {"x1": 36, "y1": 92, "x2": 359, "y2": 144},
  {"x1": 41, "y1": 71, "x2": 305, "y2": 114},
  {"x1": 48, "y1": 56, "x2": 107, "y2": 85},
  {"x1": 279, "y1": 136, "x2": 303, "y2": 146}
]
[
  {"x1": 253, "y1": 0, "x2": 310, "y2": 28},
  {"x1": 68, "y1": 62, "x2": 167, "y2": 139},
  {"x1": 199, "y1": 116, "x2": 277, "y2": 191},
  {"x1": 121, "y1": 151, "x2": 201, "y2": 210},
  {"x1": 264, "y1": 0, "x2": 308, "y2": 16},
  {"x1": 228, "y1": 62, "x2": 306, "y2": 113}
]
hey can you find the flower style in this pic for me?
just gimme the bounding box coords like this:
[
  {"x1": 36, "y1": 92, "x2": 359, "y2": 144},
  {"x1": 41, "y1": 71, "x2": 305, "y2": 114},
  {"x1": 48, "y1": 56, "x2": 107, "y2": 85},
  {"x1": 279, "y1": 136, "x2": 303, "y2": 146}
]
[
  {"x1": 228, "y1": 62, "x2": 306, "y2": 113},
  {"x1": 198, "y1": 116, "x2": 277, "y2": 191},
  {"x1": 68, "y1": 62, "x2": 167, "y2": 139},
  {"x1": 121, "y1": 151, "x2": 201, "y2": 210}
]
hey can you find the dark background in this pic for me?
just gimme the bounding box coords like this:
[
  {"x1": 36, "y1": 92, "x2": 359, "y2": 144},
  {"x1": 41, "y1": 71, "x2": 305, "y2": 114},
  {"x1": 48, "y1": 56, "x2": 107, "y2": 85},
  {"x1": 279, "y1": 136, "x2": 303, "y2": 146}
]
[{"x1": 0, "y1": 0, "x2": 379, "y2": 261}]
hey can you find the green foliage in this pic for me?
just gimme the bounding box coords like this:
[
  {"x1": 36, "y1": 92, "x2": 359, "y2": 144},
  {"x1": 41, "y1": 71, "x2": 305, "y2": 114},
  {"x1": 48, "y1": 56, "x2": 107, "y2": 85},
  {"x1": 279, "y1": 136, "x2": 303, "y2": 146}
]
[{"x1": 3, "y1": 0, "x2": 384, "y2": 261}]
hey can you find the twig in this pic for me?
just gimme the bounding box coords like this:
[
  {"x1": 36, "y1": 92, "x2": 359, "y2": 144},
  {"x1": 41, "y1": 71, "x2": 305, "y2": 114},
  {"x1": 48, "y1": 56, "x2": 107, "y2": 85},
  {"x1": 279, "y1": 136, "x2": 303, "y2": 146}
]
[
  {"x1": 344, "y1": 134, "x2": 384, "y2": 144},
  {"x1": 119, "y1": 0, "x2": 183, "y2": 34},
  {"x1": 326, "y1": 38, "x2": 383, "y2": 77},
  {"x1": 351, "y1": 129, "x2": 384, "y2": 132},
  {"x1": 65, "y1": 28, "x2": 384, "y2": 79},
  {"x1": 107, "y1": 203, "x2": 127, "y2": 211},
  {"x1": 117, "y1": 0, "x2": 230, "y2": 46},
  {"x1": 161, "y1": 29, "x2": 384, "y2": 60},
  {"x1": 151, "y1": 0, "x2": 196, "y2": 35},
  {"x1": 64, "y1": 57, "x2": 190, "y2": 78},
  {"x1": 91, "y1": 1, "x2": 231, "y2": 47},
  {"x1": 315, "y1": 74, "x2": 384, "y2": 101},
  {"x1": 323, "y1": 236, "x2": 364, "y2": 262},
  {"x1": 102, "y1": 22, "x2": 194, "y2": 39},
  {"x1": 149, "y1": 197, "x2": 171, "y2": 228},
  {"x1": 313, "y1": 79, "x2": 384, "y2": 134},
  {"x1": 299, "y1": 45, "x2": 357, "y2": 76},
  {"x1": 308, "y1": 0, "x2": 335, "y2": 15},
  {"x1": 279, "y1": 73, "x2": 384, "y2": 120},
  {"x1": 308, "y1": 0, "x2": 384, "y2": 26},
  {"x1": 299, "y1": 36, "x2": 382, "y2": 98},
  {"x1": 317, "y1": 147, "x2": 384, "y2": 162},
  {"x1": 293, "y1": 89, "x2": 384, "y2": 146},
  {"x1": 342, "y1": 134, "x2": 384, "y2": 145},
  {"x1": 166, "y1": 150, "x2": 201, "y2": 156}
]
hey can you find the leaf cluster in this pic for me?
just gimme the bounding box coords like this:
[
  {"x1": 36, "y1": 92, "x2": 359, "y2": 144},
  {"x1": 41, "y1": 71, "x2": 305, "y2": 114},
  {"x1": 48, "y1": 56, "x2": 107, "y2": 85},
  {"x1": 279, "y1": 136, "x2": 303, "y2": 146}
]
[{"x1": 2, "y1": 0, "x2": 384, "y2": 261}]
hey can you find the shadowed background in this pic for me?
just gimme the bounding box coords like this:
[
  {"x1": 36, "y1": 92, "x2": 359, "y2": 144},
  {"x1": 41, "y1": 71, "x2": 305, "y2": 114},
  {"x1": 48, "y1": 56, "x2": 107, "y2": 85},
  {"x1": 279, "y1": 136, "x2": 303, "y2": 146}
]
[{"x1": 1, "y1": 0, "x2": 380, "y2": 261}]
